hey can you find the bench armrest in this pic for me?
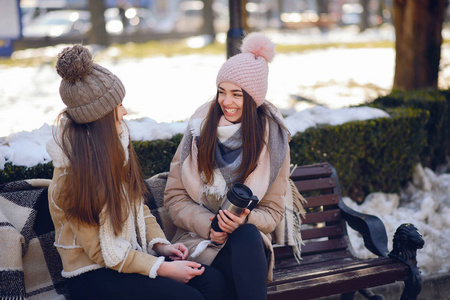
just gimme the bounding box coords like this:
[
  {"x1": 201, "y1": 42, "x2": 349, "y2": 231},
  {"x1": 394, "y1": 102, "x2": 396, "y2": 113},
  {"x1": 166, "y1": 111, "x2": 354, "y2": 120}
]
[
  {"x1": 329, "y1": 165, "x2": 389, "y2": 257},
  {"x1": 338, "y1": 200, "x2": 389, "y2": 257}
]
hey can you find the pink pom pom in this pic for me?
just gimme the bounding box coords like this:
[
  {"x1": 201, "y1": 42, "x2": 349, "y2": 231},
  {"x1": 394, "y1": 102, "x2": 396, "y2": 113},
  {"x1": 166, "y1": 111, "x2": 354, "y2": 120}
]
[{"x1": 240, "y1": 32, "x2": 275, "y2": 62}]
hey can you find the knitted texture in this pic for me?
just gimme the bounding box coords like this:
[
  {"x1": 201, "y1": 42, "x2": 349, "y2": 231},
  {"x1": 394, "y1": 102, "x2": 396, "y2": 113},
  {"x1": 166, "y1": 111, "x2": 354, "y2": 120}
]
[
  {"x1": 56, "y1": 44, "x2": 125, "y2": 124},
  {"x1": 216, "y1": 32, "x2": 276, "y2": 106}
]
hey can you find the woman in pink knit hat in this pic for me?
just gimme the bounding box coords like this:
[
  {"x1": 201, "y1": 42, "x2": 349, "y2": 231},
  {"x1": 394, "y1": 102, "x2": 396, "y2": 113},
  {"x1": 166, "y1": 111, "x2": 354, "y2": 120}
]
[{"x1": 164, "y1": 33, "x2": 291, "y2": 300}]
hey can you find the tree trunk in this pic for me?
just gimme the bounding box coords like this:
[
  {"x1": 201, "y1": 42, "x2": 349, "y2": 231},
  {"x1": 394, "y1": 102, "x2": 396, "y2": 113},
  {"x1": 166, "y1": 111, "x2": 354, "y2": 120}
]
[
  {"x1": 227, "y1": 0, "x2": 246, "y2": 58},
  {"x1": 278, "y1": 0, "x2": 283, "y2": 14},
  {"x1": 202, "y1": 0, "x2": 216, "y2": 39},
  {"x1": 359, "y1": 0, "x2": 370, "y2": 31},
  {"x1": 393, "y1": 0, "x2": 445, "y2": 90},
  {"x1": 88, "y1": 0, "x2": 108, "y2": 46},
  {"x1": 377, "y1": 0, "x2": 386, "y2": 24},
  {"x1": 317, "y1": 0, "x2": 328, "y2": 14}
]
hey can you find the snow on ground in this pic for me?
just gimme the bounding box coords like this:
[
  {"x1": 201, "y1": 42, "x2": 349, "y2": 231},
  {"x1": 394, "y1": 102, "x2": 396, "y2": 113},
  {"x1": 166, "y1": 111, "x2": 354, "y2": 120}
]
[{"x1": 345, "y1": 163, "x2": 450, "y2": 276}]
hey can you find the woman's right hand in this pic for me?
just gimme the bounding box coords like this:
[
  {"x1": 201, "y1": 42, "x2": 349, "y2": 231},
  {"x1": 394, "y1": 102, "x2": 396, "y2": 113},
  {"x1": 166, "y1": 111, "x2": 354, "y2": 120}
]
[
  {"x1": 157, "y1": 261, "x2": 205, "y2": 283},
  {"x1": 209, "y1": 216, "x2": 229, "y2": 244}
]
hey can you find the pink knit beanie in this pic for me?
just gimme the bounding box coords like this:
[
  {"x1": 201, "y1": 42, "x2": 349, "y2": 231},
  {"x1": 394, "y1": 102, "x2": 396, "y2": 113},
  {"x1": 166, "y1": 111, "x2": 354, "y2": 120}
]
[
  {"x1": 55, "y1": 44, "x2": 125, "y2": 124},
  {"x1": 216, "y1": 32, "x2": 275, "y2": 107}
]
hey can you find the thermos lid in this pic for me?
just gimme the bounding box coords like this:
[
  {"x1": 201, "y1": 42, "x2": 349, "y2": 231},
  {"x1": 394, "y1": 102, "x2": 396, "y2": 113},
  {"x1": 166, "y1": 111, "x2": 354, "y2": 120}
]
[{"x1": 227, "y1": 183, "x2": 253, "y2": 207}]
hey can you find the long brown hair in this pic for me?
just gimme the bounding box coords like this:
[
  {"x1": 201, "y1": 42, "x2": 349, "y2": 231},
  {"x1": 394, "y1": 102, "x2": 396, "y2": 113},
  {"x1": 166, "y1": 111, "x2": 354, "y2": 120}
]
[
  {"x1": 198, "y1": 90, "x2": 286, "y2": 184},
  {"x1": 55, "y1": 109, "x2": 147, "y2": 236}
]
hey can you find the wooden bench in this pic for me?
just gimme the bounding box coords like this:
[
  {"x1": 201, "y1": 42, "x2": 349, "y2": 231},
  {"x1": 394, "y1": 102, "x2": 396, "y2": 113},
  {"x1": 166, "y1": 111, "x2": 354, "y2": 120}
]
[
  {"x1": 268, "y1": 163, "x2": 424, "y2": 300},
  {"x1": 0, "y1": 163, "x2": 424, "y2": 299}
]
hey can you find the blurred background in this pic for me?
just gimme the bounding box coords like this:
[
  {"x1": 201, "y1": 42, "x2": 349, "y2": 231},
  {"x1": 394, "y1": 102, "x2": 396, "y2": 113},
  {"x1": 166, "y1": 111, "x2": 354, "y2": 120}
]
[{"x1": 9, "y1": 0, "x2": 431, "y2": 50}]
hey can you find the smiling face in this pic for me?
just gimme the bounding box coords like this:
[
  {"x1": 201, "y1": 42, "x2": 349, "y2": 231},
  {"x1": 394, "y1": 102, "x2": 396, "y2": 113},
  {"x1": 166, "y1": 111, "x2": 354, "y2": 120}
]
[
  {"x1": 218, "y1": 82, "x2": 244, "y2": 123},
  {"x1": 115, "y1": 103, "x2": 127, "y2": 134}
]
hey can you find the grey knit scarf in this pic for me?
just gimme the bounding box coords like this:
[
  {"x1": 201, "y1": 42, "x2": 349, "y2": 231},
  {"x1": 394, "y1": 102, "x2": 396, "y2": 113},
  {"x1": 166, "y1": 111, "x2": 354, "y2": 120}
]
[{"x1": 179, "y1": 101, "x2": 289, "y2": 206}]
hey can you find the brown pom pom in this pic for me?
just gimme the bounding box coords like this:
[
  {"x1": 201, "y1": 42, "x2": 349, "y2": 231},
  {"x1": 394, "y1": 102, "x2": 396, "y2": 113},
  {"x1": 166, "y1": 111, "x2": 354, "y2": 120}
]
[{"x1": 56, "y1": 44, "x2": 94, "y2": 83}]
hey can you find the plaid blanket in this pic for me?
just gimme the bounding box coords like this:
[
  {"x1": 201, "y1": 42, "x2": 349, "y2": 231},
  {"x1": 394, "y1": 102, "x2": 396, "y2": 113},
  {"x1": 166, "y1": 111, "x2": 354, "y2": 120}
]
[
  {"x1": 0, "y1": 179, "x2": 68, "y2": 300},
  {"x1": 0, "y1": 173, "x2": 304, "y2": 299}
]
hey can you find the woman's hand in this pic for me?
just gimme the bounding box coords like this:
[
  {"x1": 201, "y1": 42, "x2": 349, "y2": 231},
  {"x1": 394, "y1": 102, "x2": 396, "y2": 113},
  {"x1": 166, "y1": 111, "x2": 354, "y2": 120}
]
[
  {"x1": 153, "y1": 243, "x2": 188, "y2": 261},
  {"x1": 209, "y1": 215, "x2": 228, "y2": 244},
  {"x1": 209, "y1": 228, "x2": 228, "y2": 245},
  {"x1": 157, "y1": 261, "x2": 205, "y2": 283},
  {"x1": 217, "y1": 208, "x2": 250, "y2": 234}
]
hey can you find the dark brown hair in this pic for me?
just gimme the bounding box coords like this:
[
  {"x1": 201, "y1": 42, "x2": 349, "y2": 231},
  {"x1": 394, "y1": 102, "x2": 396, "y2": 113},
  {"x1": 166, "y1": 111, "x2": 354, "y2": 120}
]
[
  {"x1": 198, "y1": 90, "x2": 287, "y2": 184},
  {"x1": 55, "y1": 109, "x2": 146, "y2": 236}
]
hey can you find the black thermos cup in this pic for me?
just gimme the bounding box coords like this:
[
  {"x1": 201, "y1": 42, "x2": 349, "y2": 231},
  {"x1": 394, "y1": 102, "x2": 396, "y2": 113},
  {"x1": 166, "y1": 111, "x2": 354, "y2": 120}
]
[{"x1": 211, "y1": 183, "x2": 259, "y2": 232}]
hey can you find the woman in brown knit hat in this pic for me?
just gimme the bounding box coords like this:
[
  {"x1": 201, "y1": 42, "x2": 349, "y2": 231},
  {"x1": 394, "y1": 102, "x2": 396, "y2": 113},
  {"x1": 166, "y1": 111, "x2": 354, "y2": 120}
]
[{"x1": 46, "y1": 44, "x2": 225, "y2": 300}]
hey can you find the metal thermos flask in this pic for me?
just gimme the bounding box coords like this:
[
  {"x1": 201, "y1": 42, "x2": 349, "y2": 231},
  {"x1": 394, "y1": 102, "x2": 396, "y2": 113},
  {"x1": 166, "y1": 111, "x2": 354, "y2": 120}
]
[{"x1": 211, "y1": 183, "x2": 259, "y2": 232}]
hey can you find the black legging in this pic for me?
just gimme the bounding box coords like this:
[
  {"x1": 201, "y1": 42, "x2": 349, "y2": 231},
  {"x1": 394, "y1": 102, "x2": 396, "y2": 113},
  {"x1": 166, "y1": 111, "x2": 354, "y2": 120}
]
[
  {"x1": 211, "y1": 224, "x2": 268, "y2": 300},
  {"x1": 66, "y1": 264, "x2": 225, "y2": 300}
]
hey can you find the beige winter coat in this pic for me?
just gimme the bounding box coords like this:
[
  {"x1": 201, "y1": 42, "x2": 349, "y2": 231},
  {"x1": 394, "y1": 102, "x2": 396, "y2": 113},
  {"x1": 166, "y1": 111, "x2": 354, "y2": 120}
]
[
  {"x1": 48, "y1": 167, "x2": 170, "y2": 279},
  {"x1": 164, "y1": 144, "x2": 290, "y2": 282}
]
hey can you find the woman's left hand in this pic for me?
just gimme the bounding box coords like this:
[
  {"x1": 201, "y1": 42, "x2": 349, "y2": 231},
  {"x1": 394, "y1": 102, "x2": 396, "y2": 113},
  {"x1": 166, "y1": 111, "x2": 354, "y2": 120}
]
[
  {"x1": 217, "y1": 208, "x2": 250, "y2": 234},
  {"x1": 154, "y1": 243, "x2": 189, "y2": 261}
]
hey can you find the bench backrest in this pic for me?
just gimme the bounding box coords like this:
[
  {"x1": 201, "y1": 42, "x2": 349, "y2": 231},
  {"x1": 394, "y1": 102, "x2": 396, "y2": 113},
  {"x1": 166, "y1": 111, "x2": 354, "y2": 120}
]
[{"x1": 275, "y1": 163, "x2": 355, "y2": 264}]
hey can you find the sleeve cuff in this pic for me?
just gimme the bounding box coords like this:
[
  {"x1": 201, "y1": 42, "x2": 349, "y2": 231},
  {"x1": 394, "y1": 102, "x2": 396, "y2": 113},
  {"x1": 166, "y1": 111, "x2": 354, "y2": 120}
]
[
  {"x1": 149, "y1": 256, "x2": 165, "y2": 278},
  {"x1": 148, "y1": 238, "x2": 171, "y2": 255}
]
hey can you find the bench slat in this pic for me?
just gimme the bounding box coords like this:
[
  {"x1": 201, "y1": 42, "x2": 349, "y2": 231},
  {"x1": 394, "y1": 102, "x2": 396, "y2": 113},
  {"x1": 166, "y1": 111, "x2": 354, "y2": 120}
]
[
  {"x1": 303, "y1": 194, "x2": 339, "y2": 208},
  {"x1": 297, "y1": 249, "x2": 355, "y2": 266},
  {"x1": 302, "y1": 209, "x2": 341, "y2": 224},
  {"x1": 273, "y1": 253, "x2": 353, "y2": 270},
  {"x1": 273, "y1": 257, "x2": 400, "y2": 282},
  {"x1": 301, "y1": 223, "x2": 345, "y2": 240},
  {"x1": 290, "y1": 163, "x2": 332, "y2": 180},
  {"x1": 273, "y1": 248, "x2": 353, "y2": 265},
  {"x1": 301, "y1": 237, "x2": 348, "y2": 254},
  {"x1": 269, "y1": 260, "x2": 409, "y2": 299},
  {"x1": 294, "y1": 177, "x2": 336, "y2": 193}
]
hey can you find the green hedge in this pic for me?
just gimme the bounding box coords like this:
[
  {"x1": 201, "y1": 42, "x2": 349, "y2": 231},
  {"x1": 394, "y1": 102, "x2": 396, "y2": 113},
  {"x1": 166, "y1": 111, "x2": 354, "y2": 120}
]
[
  {"x1": 289, "y1": 107, "x2": 428, "y2": 202},
  {"x1": 0, "y1": 107, "x2": 429, "y2": 203},
  {"x1": 433, "y1": 88, "x2": 450, "y2": 159},
  {"x1": 370, "y1": 89, "x2": 449, "y2": 169},
  {"x1": 0, "y1": 134, "x2": 183, "y2": 185},
  {"x1": 1, "y1": 162, "x2": 55, "y2": 185},
  {"x1": 134, "y1": 134, "x2": 183, "y2": 179}
]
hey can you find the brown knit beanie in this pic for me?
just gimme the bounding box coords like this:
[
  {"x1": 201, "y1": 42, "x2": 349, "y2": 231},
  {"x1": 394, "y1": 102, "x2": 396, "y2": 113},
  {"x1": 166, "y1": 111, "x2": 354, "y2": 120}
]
[{"x1": 55, "y1": 44, "x2": 125, "y2": 124}]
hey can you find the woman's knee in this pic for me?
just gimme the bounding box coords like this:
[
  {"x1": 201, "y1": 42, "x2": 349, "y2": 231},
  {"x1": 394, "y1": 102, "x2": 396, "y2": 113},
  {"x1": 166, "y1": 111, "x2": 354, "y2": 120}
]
[
  {"x1": 229, "y1": 223, "x2": 263, "y2": 245},
  {"x1": 234, "y1": 223, "x2": 258, "y2": 235},
  {"x1": 189, "y1": 265, "x2": 226, "y2": 300}
]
